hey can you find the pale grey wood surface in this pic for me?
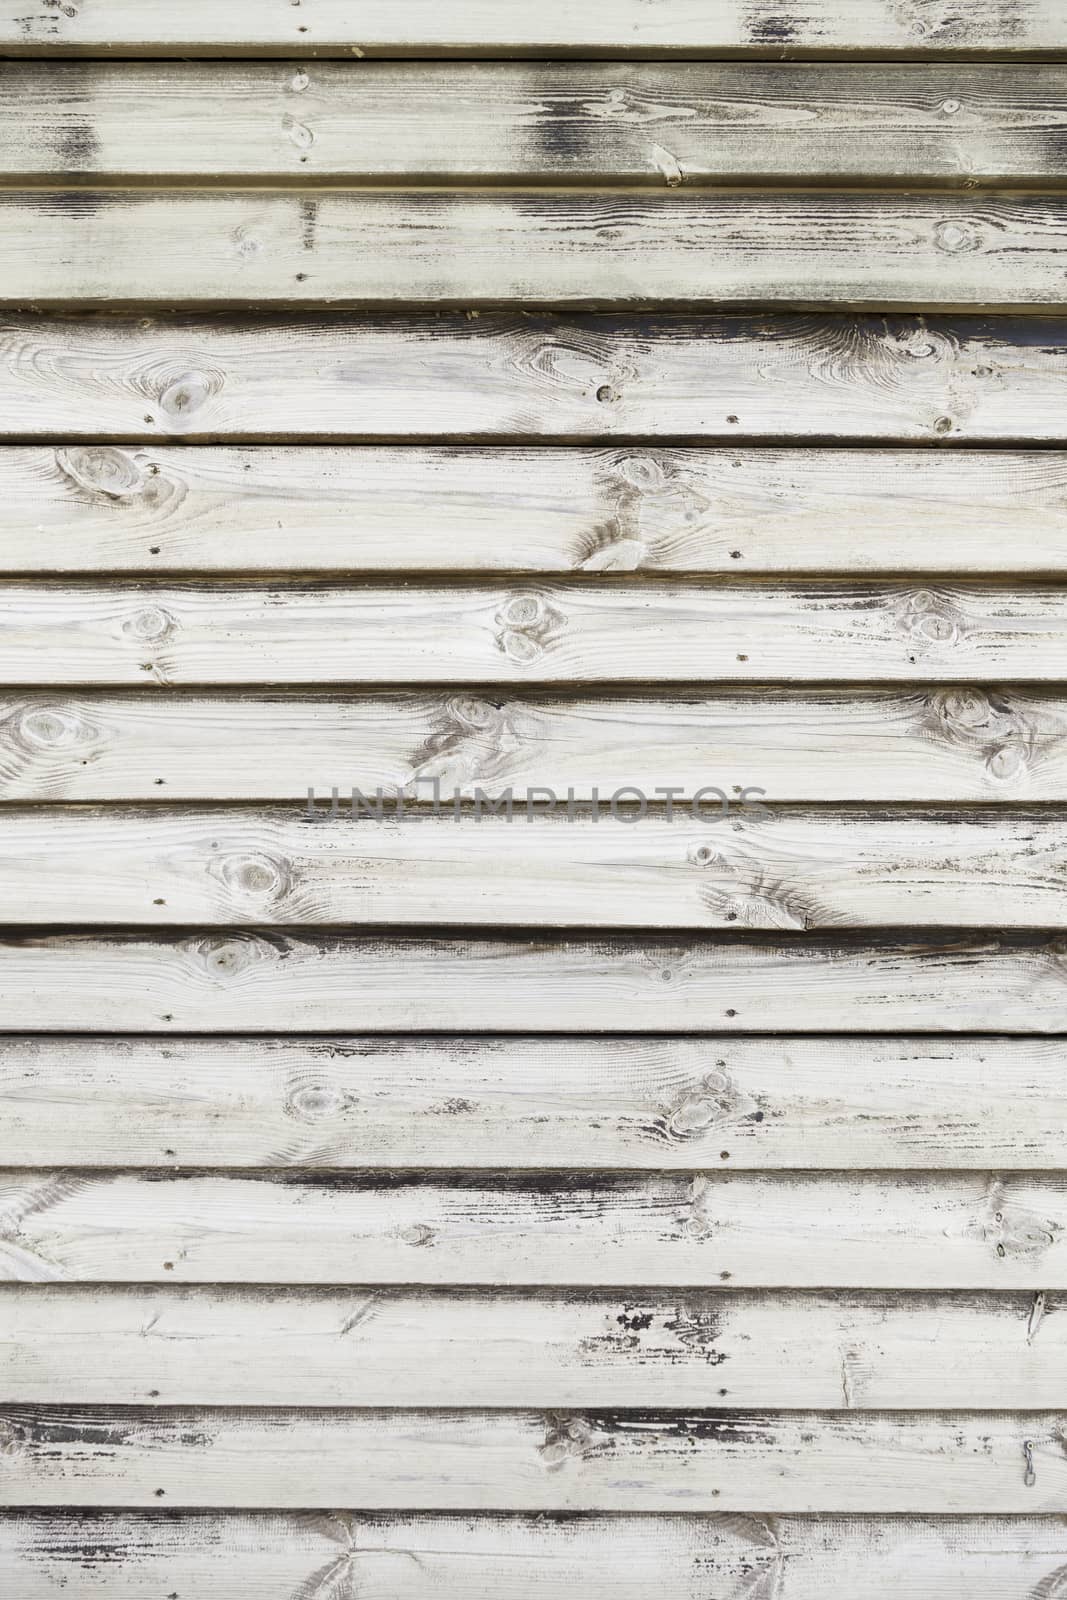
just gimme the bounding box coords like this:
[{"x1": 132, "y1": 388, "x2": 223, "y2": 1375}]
[
  {"x1": 2, "y1": 689, "x2": 1066, "y2": 802},
  {"x1": 2, "y1": 1170, "x2": 1066, "y2": 1287},
  {"x1": 8, "y1": 581, "x2": 1067, "y2": 684},
  {"x1": 4, "y1": 1036, "x2": 1065, "y2": 1170},
  {"x1": 4, "y1": 1286, "x2": 1064, "y2": 1407},
  {"x1": 2, "y1": 1407, "x2": 1063, "y2": 1512},
  {"x1": 13, "y1": 446, "x2": 1067, "y2": 575},
  {"x1": 0, "y1": 932, "x2": 1062, "y2": 1033},
  {"x1": 5, "y1": 63, "x2": 1067, "y2": 186},
  {"x1": 3, "y1": 1512, "x2": 1066, "y2": 1599},
  {"x1": 2, "y1": 314, "x2": 1063, "y2": 442},
  {"x1": 3, "y1": 806, "x2": 1067, "y2": 930},
  {"x1": 6, "y1": 193, "x2": 1067, "y2": 310},
  {"x1": 1, "y1": 0, "x2": 1065, "y2": 55}
]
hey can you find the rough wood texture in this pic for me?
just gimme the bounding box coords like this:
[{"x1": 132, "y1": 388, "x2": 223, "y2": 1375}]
[
  {"x1": 15, "y1": 446, "x2": 1067, "y2": 576},
  {"x1": 3, "y1": 806, "x2": 1067, "y2": 930},
  {"x1": 9, "y1": 581, "x2": 1067, "y2": 684},
  {"x1": 3, "y1": 1407, "x2": 1064, "y2": 1513},
  {"x1": 6, "y1": 63, "x2": 1067, "y2": 186},
  {"x1": 5, "y1": 689, "x2": 1067, "y2": 802},
  {"x1": 5, "y1": 1035, "x2": 1066, "y2": 1171},
  {"x1": 4, "y1": 1286, "x2": 1065, "y2": 1407},
  {"x1": 6, "y1": 193, "x2": 1067, "y2": 310},
  {"x1": 0, "y1": 931, "x2": 1063, "y2": 1034},
  {"x1": 1, "y1": 0, "x2": 1065, "y2": 56},
  {"x1": 3, "y1": 1170, "x2": 1067, "y2": 1287},
  {"x1": 4, "y1": 1512, "x2": 1067, "y2": 1599},
  {"x1": 2, "y1": 313, "x2": 1065, "y2": 443}
]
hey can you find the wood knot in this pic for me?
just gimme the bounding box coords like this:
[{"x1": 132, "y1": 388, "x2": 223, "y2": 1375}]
[
  {"x1": 963, "y1": 1179, "x2": 1063, "y2": 1259},
  {"x1": 282, "y1": 113, "x2": 315, "y2": 151},
  {"x1": 54, "y1": 445, "x2": 150, "y2": 501},
  {"x1": 934, "y1": 218, "x2": 985, "y2": 255},
  {"x1": 882, "y1": 325, "x2": 957, "y2": 365},
  {"x1": 122, "y1": 605, "x2": 176, "y2": 644},
  {"x1": 895, "y1": 589, "x2": 962, "y2": 648},
  {"x1": 398, "y1": 1223, "x2": 436, "y2": 1247},
  {"x1": 495, "y1": 593, "x2": 562, "y2": 664},
  {"x1": 680, "y1": 1175, "x2": 715, "y2": 1240},
  {"x1": 284, "y1": 1077, "x2": 352, "y2": 1122},
  {"x1": 215, "y1": 852, "x2": 292, "y2": 906},
  {"x1": 538, "y1": 1414, "x2": 595, "y2": 1468},
  {"x1": 446, "y1": 694, "x2": 506, "y2": 734},
  {"x1": 288, "y1": 70, "x2": 311, "y2": 93},
  {"x1": 5, "y1": 702, "x2": 95, "y2": 756},
  {"x1": 0, "y1": 1419, "x2": 28, "y2": 1459},
  {"x1": 158, "y1": 370, "x2": 218, "y2": 427},
  {"x1": 657, "y1": 1068, "x2": 760, "y2": 1143},
  {"x1": 922, "y1": 689, "x2": 1033, "y2": 783},
  {"x1": 194, "y1": 935, "x2": 268, "y2": 978}
]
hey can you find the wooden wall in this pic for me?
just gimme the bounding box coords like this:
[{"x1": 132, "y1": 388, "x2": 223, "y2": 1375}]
[{"x1": 2, "y1": 4, "x2": 1067, "y2": 1593}]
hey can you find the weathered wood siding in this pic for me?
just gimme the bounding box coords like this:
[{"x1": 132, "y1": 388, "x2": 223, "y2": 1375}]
[{"x1": 2, "y1": 10, "x2": 1067, "y2": 1597}]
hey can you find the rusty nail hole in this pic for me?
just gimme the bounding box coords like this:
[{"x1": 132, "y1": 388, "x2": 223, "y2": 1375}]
[
  {"x1": 149, "y1": 546, "x2": 161, "y2": 555},
  {"x1": 726, "y1": 415, "x2": 739, "y2": 424},
  {"x1": 730, "y1": 551, "x2": 742, "y2": 560},
  {"x1": 155, "y1": 1488, "x2": 165, "y2": 1497},
  {"x1": 163, "y1": 1261, "x2": 174, "y2": 1271},
  {"x1": 725, "y1": 1009, "x2": 737, "y2": 1018},
  {"x1": 720, "y1": 1150, "x2": 730, "y2": 1160},
  {"x1": 596, "y1": 385, "x2": 616, "y2": 403}
]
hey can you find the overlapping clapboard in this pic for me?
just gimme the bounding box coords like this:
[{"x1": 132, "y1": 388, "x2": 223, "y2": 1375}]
[{"x1": 3, "y1": 8, "x2": 1067, "y2": 1597}]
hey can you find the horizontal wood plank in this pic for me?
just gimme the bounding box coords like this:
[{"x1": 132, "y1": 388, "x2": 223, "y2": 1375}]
[
  {"x1": 3, "y1": 1407, "x2": 1064, "y2": 1513},
  {"x1": 3, "y1": 1286, "x2": 1063, "y2": 1406},
  {"x1": 4, "y1": 1170, "x2": 1067, "y2": 1287},
  {"x1": 2, "y1": 313, "x2": 1065, "y2": 443},
  {"x1": 3, "y1": 1512, "x2": 1066, "y2": 1600},
  {"x1": 16, "y1": 445, "x2": 1067, "y2": 575},
  {"x1": 0, "y1": 931, "x2": 1063, "y2": 1033},
  {"x1": 6, "y1": 63, "x2": 1067, "y2": 186},
  {"x1": 8, "y1": 581, "x2": 1067, "y2": 684},
  {"x1": 4, "y1": 689, "x2": 1067, "y2": 803},
  {"x1": 1, "y1": 0, "x2": 1065, "y2": 56},
  {"x1": 6, "y1": 193, "x2": 1067, "y2": 310},
  {"x1": 5, "y1": 1035, "x2": 1066, "y2": 1170},
  {"x1": 2, "y1": 806, "x2": 1067, "y2": 930}
]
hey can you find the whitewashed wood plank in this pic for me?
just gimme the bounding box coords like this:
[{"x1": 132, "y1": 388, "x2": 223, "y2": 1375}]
[
  {"x1": 4, "y1": 1036, "x2": 1066, "y2": 1171},
  {"x1": 1, "y1": 314, "x2": 1063, "y2": 443},
  {"x1": 6, "y1": 193, "x2": 1067, "y2": 310},
  {"x1": 0, "y1": 931, "x2": 1062, "y2": 1033},
  {"x1": 3, "y1": 1171, "x2": 1066, "y2": 1287},
  {"x1": 6, "y1": 63, "x2": 1067, "y2": 185},
  {"x1": 4, "y1": 1511, "x2": 1066, "y2": 1600},
  {"x1": 1, "y1": 0, "x2": 1064, "y2": 56},
  {"x1": 14, "y1": 445, "x2": 1067, "y2": 575},
  {"x1": 2, "y1": 689, "x2": 1067, "y2": 803},
  {"x1": 3, "y1": 1407, "x2": 1064, "y2": 1513},
  {"x1": 1, "y1": 806, "x2": 1066, "y2": 931},
  {"x1": 7, "y1": 582, "x2": 1067, "y2": 684},
  {"x1": 3, "y1": 1286, "x2": 1063, "y2": 1406}
]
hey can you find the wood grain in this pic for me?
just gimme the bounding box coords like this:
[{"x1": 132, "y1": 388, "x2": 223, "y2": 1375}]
[
  {"x1": 14, "y1": 445, "x2": 1067, "y2": 575},
  {"x1": 3, "y1": 1407, "x2": 1064, "y2": 1513},
  {"x1": 2, "y1": 313, "x2": 1064, "y2": 443},
  {"x1": 1, "y1": 0, "x2": 1064, "y2": 56},
  {"x1": 4, "y1": 689, "x2": 1067, "y2": 802},
  {"x1": 0, "y1": 931, "x2": 1062, "y2": 1033},
  {"x1": 8, "y1": 581, "x2": 1067, "y2": 684},
  {"x1": 5, "y1": 193, "x2": 1067, "y2": 310},
  {"x1": 4, "y1": 1286, "x2": 1065, "y2": 1406},
  {"x1": 5, "y1": 63, "x2": 1067, "y2": 186},
  {"x1": 3, "y1": 1170, "x2": 1067, "y2": 1287},
  {"x1": 2, "y1": 805, "x2": 1067, "y2": 930},
  {"x1": 3, "y1": 1511, "x2": 1066, "y2": 1600},
  {"x1": 5, "y1": 1035, "x2": 1066, "y2": 1171}
]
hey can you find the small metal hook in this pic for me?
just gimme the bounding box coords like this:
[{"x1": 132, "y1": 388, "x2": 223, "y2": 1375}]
[{"x1": 1024, "y1": 1440, "x2": 1037, "y2": 1488}]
